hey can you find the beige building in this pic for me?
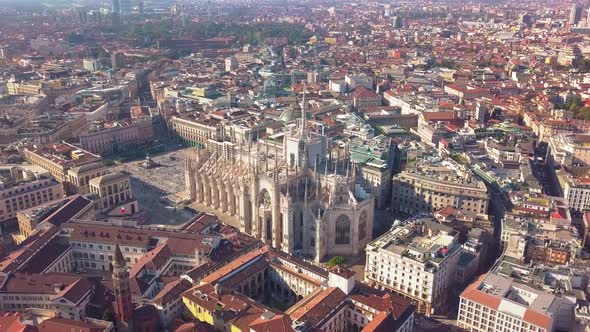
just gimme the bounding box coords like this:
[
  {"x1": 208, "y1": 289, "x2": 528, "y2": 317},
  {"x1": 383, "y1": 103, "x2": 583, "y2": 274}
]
[
  {"x1": 171, "y1": 115, "x2": 221, "y2": 148},
  {"x1": 89, "y1": 172, "x2": 137, "y2": 214},
  {"x1": 79, "y1": 118, "x2": 155, "y2": 155},
  {"x1": 549, "y1": 133, "x2": 590, "y2": 167},
  {"x1": 66, "y1": 162, "x2": 109, "y2": 195},
  {"x1": 22, "y1": 142, "x2": 103, "y2": 194},
  {"x1": 391, "y1": 166, "x2": 489, "y2": 215},
  {"x1": 539, "y1": 120, "x2": 574, "y2": 141},
  {"x1": 7, "y1": 81, "x2": 44, "y2": 96},
  {"x1": 365, "y1": 218, "x2": 462, "y2": 316},
  {"x1": 0, "y1": 273, "x2": 94, "y2": 320},
  {"x1": 182, "y1": 246, "x2": 415, "y2": 332},
  {"x1": 17, "y1": 195, "x2": 95, "y2": 239},
  {"x1": 0, "y1": 166, "x2": 64, "y2": 224}
]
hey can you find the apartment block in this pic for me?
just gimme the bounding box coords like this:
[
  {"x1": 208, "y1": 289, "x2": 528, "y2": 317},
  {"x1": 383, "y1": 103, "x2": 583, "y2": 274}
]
[
  {"x1": 0, "y1": 165, "x2": 64, "y2": 223},
  {"x1": 391, "y1": 167, "x2": 489, "y2": 215},
  {"x1": 365, "y1": 218, "x2": 462, "y2": 316},
  {"x1": 458, "y1": 273, "x2": 566, "y2": 332},
  {"x1": 79, "y1": 118, "x2": 154, "y2": 156},
  {"x1": 22, "y1": 142, "x2": 103, "y2": 194}
]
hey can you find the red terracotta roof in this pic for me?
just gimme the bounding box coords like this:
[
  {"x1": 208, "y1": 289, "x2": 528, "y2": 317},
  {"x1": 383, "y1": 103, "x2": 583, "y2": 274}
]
[
  {"x1": 249, "y1": 314, "x2": 293, "y2": 332},
  {"x1": 351, "y1": 86, "x2": 380, "y2": 99},
  {"x1": 460, "y1": 274, "x2": 501, "y2": 310},
  {"x1": 421, "y1": 111, "x2": 456, "y2": 121},
  {"x1": 289, "y1": 287, "x2": 347, "y2": 326},
  {"x1": 522, "y1": 309, "x2": 552, "y2": 331}
]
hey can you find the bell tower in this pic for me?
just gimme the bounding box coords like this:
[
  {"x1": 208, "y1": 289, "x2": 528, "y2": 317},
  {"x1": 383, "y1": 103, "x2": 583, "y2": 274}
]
[{"x1": 112, "y1": 244, "x2": 134, "y2": 332}]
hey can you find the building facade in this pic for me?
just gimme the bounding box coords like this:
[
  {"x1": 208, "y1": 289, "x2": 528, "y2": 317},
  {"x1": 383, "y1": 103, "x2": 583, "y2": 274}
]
[
  {"x1": 0, "y1": 166, "x2": 64, "y2": 223},
  {"x1": 391, "y1": 168, "x2": 489, "y2": 215},
  {"x1": 88, "y1": 172, "x2": 137, "y2": 214},
  {"x1": 79, "y1": 119, "x2": 154, "y2": 156},
  {"x1": 185, "y1": 119, "x2": 375, "y2": 262},
  {"x1": 458, "y1": 273, "x2": 563, "y2": 332},
  {"x1": 365, "y1": 218, "x2": 462, "y2": 316}
]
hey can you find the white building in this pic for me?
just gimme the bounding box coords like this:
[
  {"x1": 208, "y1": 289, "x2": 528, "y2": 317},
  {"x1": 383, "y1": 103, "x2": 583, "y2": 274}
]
[
  {"x1": 458, "y1": 273, "x2": 569, "y2": 332},
  {"x1": 364, "y1": 218, "x2": 462, "y2": 316},
  {"x1": 557, "y1": 169, "x2": 590, "y2": 212},
  {"x1": 345, "y1": 74, "x2": 374, "y2": 90}
]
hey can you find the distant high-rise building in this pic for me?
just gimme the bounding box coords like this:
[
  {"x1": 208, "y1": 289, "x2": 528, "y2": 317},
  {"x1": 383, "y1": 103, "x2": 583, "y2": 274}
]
[
  {"x1": 120, "y1": 0, "x2": 132, "y2": 14},
  {"x1": 83, "y1": 58, "x2": 100, "y2": 71},
  {"x1": 392, "y1": 16, "x2": 403, "y2": 29},
  {"x1": 0, "y1": 46, "x2": 9, "y2": 59},
  {"x1": 76, "y1": 8, "x2": 88, "y2": 23},
  {"x1": 570, "y1": 4, "x2": 582, "y2": 25},
  {"x1": 519, "y1": 13, "x2": 532, "y2": 27},
  {"x1": 111, "y1": 52, "x2": 126, "y2": 70},
  {"x1": 225, "y1": 56, "x2": 237, "y2": 72},
  {"x1": 111, "y1": 0, "x2": 120, "y2": 14}
]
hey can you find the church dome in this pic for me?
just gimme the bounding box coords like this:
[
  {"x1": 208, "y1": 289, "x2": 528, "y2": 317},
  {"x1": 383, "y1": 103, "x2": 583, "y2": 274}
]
[{"x1": 278, "y1": 102, "x2": 301, "y2": 123}]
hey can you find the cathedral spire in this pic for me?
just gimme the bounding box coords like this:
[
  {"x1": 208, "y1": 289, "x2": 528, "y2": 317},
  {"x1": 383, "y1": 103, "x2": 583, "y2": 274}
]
[
  {"x1": 346, "y1": 160, "x2": 350, "y2": 178},
  {"x1": 333, "y1": 149, "x2": 337, "y2": 178},
  {"x1": 304, "y1": 177, "x2": 308, "y2": 207},
  {"x1": 300, "y1": 84, "x2": 307, "y2": 139},
  {"x1": 286, "y1": 166, "x2": 290, "y2": 197},
  {"x1": 265, "y1": 141, "x2": 269, "y2": 173},
  {"x1": 314, "y1": 155, "x2": 318, "y2": 174},
  {"x1": 315, "y1": 155, "x2": 320, "y2": 199},
  {"x1": 239, "y1": 141, "x2": 243, "y2": 164},
  {"x1": 274, "y1": 142, "x2": 278, "y2": 182},
  {"x1": 324, "y1": 155, "x2": 328, "y2": 180}
]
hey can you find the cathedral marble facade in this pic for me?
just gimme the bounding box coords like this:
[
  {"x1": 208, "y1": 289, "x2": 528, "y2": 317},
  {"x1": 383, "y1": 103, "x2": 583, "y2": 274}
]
[{"x1": 184, "y1": 124, "x2": 374, "y2": 262}]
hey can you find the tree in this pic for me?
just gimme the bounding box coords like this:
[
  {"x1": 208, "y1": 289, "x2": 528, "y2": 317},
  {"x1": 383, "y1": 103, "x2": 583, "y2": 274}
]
[
  {"x1": 326, "y1": 256, "x2": 345, "y2": 268},
  {"x1": 575, "y1": 106, "x2": 590, "y2": 120},
  {"x1": 566, "y1": 95, "x2": 583, "y2": 112},
  {"x1": 102, "y1": 310, "x2": 116, "y2": 322},
  {"x1": 575, "y1": 58, "x2": 590, "y2": 72}
]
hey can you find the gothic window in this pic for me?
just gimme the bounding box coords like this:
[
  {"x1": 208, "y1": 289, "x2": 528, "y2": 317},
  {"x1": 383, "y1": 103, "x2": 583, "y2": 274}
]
[
  {"x1": 335, "y1": 214, "x2": 351, "y2": 245},
  {"x1": 260, "y1": 190, "x2": 271, "y2": 209},
  {"x1": 359, "y1": 211, "x2": 368, "y2": 241}
]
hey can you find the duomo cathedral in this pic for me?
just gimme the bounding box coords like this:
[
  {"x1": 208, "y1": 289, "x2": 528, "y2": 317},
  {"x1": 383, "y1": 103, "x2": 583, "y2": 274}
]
[{"x1": 184, "y1": 100, "x2": 374, "y2": 262}]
